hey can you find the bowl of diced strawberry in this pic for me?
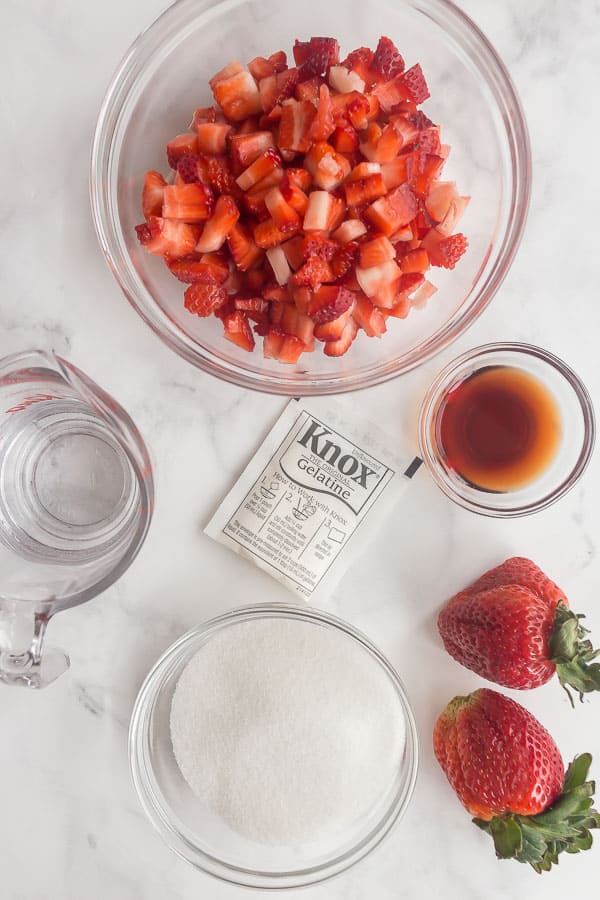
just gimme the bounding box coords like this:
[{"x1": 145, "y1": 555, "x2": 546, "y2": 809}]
[{"x1": 91, "y1": 0, "x2": 530, "y2": 395}]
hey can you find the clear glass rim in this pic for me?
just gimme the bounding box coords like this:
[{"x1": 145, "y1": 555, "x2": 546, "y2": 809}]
[
  {"x1": 0, "y1": 348, "x2": 154, "y2": 611},
  {"x1": 90, "y1": 0, "x2": 531, "y2": 396},
  {"x1": 129, "y1": 602, "x2": 419, "y2": 889},
  {"x1": 417, "y1": 341, "x2": 596, "y2": 518}
]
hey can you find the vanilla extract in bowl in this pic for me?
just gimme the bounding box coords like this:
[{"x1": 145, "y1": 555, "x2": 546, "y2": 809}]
[{"x1": 437, "y1": 365, "x2": 562, "y2": 493}]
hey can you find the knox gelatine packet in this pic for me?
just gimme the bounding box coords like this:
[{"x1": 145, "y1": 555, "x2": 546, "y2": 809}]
[{"x1": 205, "y1": 398, "x2": 421, "y2": 601}]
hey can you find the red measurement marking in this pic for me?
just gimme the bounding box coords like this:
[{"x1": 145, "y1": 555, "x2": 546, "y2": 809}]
[{"x1": 6, "y1": 394, "x2": 59, "y2": 413}]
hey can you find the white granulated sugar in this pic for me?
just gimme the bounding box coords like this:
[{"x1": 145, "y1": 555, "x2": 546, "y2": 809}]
[{"x1": 170, "y1": 617, "x2": 406, "y2": 845}]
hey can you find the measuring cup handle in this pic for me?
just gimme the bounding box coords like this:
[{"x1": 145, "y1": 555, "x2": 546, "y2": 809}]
[{"x1": 0, "y1": 604, "x2": 69, "y2": 689}]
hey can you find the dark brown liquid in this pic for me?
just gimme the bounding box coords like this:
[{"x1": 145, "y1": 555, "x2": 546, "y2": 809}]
[{"x1": 438, "y1": 366, "x2": 562, "y2": 492}]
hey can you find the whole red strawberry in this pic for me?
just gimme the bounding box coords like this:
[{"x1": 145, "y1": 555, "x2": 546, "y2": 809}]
[
  {"x1": 438, "y1": 558, "x2": 600, "y2": 703},
  {"x1": 434, "y1": 688, "x2": 599, "y2": 871}
]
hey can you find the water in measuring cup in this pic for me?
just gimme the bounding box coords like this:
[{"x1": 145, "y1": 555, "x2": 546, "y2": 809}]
[{"x1": 0, "y1": 380, "x2": 143, "y2": 603}]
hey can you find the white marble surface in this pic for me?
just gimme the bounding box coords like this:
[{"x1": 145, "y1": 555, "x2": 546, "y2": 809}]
[{"x1": 2, "y1": 0, "x2": 600, "y2": 897}]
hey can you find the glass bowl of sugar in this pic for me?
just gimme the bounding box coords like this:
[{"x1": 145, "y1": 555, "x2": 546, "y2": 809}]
[{"x1": 129, "y1": 604, "x2": 418, "y2": 888}]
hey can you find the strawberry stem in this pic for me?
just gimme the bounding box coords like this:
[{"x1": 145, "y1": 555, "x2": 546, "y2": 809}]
[
  {"x1": 473, "y1": 754, "x2": 600, "y2": 872},
  {"x1": 549, "y1": 603, "x2": 600, "y2": 706}
]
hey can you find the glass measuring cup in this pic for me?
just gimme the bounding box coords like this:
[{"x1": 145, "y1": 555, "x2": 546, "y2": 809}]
[{"x1": 0, "y1": 350, "x2": 154, "y2": 688}]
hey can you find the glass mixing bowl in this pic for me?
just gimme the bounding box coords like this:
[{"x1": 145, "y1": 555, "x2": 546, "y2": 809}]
[
  {"x1": 91, "y1": 0, "x2": 530, "y2": 395},
  {"x1": 129, "y1": 604, "x2": 418, "y2": 889}
]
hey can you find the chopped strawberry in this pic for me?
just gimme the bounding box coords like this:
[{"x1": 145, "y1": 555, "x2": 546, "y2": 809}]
[
  {"x1": 428, "y1": 233, "x2": 468, "y2": 269},
  {"x1": 278, "y1": 100, "x2": 316, "y2": 153},
  {"x1": 388, "y1": 295, "x2": 411, "y2": 318},
  {"x1": 287, "y1": 167, "x2": 312, "y2": 191},
  {"x1": 355, "y1": 259, "x2": 402, "y2": 299},
  {"x1": 254, "y1": 217, "x2": 297, "y2": 249},
  {"x1": 344, "y1": 173, "x2": 387, "y2": 206},
  {"x1": 195, "y1": 195, "x2": 240, "y2": 252},
  {"x1": 295, "y1": 37, "x2": 340, "y2": 80},
  {"x1": 263, "y1": 326, "x2": 286, "y2": 358},
  {"x1": 266, "y1": 245, "x2": 292, "y2": 285},
  {"x1": 294, "y1": 77, "x2": 321, "y2": 104},
  {"x1": 291, "y1": 256, "x2": 334, "y2": 289},
  {"x1": 167, "y1": 253, "x2": 229, "y2": 284},
  {"x1": 236, "y1": 147, "x2": 282, "y2": 191},
  {"x1": 406, "y1": 151, "x2": 445, "y2": 196},
  {"x1": 400, "y1": 63, "x2": 430, "y2": 104},
  {"x1": 137, "y1": 216, "x2": 200, "y2": 258},
  {"x1": 309, "y1": 285, "x2": 355, "y2": 324},
  {"x1": 227, "y1": 222, "x2": 263, "y2": 270},
  {"x1": 304, "y1": 142, "x2": 350, "y2": 191},
  {"x1": 353, "y1": 294, "x2": 387, "y2": 337},
  {"x1": 425, "y1": 181, "x2": 458, "y2": 223},
  {"x1": 400, "y1": 247, "x2": 429, "y2": 273},
  {"x1": 371, "y1": 124, "x2": 402, "y2": 163},
  {"x1": 244, "y1": 265, "x2": 268, "y2": 292},
  {"x1": 332, "y1": 219, "x2": 367, "y2": 243},
  {"x1": 184, "y1": 277, "x2": 228, "y2": 317},
  {"x1": 229, "y1": 132, "x2": 274, "y2": 169},
  {"x1": 280, "y1": 174, "x2": 309, "y2": 216},
  {"x1": 234, "y1": 296, "x2": 269, "y2": 315},
  {"x1": 222, "y1": 310, "x2": 255, "y2": 351},
  {"x1": 397, "y1": 272, "x2": 425, "y2": 294},
  {"x1": 437, "y1": 196, "x2": 470, "y2": 237},
  {"x1": 196, "y1": 123, "x2": 232, "y2": 154},
  {"x1": 189, "y1": 106, "x2": 218, "y2": 128},
  {"x1": 282, "y1": 235, "x2": 306, "y2": 270},
  {"x1": 309, "y1": 84, "x2": 335, "y2": 142},
  {"x1": 166, "y1": 133, "x2": 200, "y2": 168},
  {"x1": 197, "y1": 154, "x2": 238, "y2": 195},
  {"x1": 370, "y1": 36, "x2": 405, "y2": 81},
  {"x1": 259, "y1": 68, "x2": 300, "y2": 113},
  {"x1": 265, "y1": 187, "x2": 301, "y2": 233},
  {"x1": 360, "y1": 235, "x2": 396, "y2": 268},
  {"x1": 264, "y1": 283, "x2": 288, "y2": 302},
  {"x1": 210, "y1": 60, "x2": 245, "y2": 86},
  {"x1": 343, "y1": 47, "x2": 374, "y2": 83},
  {"x1": 162, "y1": 183, "x2": 215, "y2": 222},
  {"x1": 380, "y1": 157, "x2": 409, "y2": 190},
  {"x1": 332, "y1": 125, "x2": 359, "y2": 153},
  {"x1": 323, "y1": 317, "x2": 358, "y2": 356},
  {"x1": 329, "y1": 65, "x2": 365, "y2": 94},
  {"x1": 177, "y1": 155, "x2": 201, "y2": 184},
  {"x1": 249, "y1": 55, "x2": 278, "y2": 81},
  {"x1": 302, "y1": 190, "x2": 336, "y2": 231},
  {"x1": 301, "y1": 235, "x2": 338, "y2": 261},
  {"x1": 365, "y1": 184, "x2": 418, "y2": 235},
  {"x1": 279, "y1": 334, "x2": 307, "y2": 363},
  {"x1": 142, "y1": 171, "x2": 167, "y2": 218},
  {"x1": 331, "y1": 241, "x2": 359, "y2": 279},
  {"x1": 314, "y1": 306, "x2": 354, "y2": 341},
  {"x1": 372, "y1": 78, "x2": 408, "y2": 114},
  {"x1": 211, "y1": 65, "x2": 262, "y2": 121}
]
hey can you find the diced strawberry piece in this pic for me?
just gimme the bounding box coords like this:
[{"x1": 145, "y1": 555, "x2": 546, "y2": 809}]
[
  {"x1": 177, "y1": 155, "x2": 201, "y2": 184},
  {"x1": 277, "y1": 334, "x2": 306, "y2": 363},
  {"x1": 348, "y1": 162, "x2": 381, "y2": 181},
  {"x1": 345, "y1": 173, "x2": 387, "y2": 206},
  {"x1": 291, "y1": 285, "x2": 312, "y2": 314},
  {"x1": 259, "y1": 68, "x2": 300, "y2": 113},
  {"x1": 437, "y1": 196, "x2": 470, "y2": 237},
  {"x1": 309, "y1": 84, "x2": 335, "y2": 142},
  {"x1": 294, "y1": 311, "x2": 315, "y2": 346},
  {"x1": 280, "y1": 302, "x2": 298, "y2": 335},
  {"x1": 234, "y1": 296, "x2": 269, "y2": 314},
  {"x1": 278, "y1": 100, "x2": 316, "y2": 153},
  {"x1": 345, "y1": 93, "x2": 371, "y2": 130},
  {"x1": 263, "y1": 326, "x2": 286, "y2": 358},
  {"x1": 401, "y1": 63, "x2": 430, "y2": 104},
  {"x1": 372, "y1": 78, "x2": 408, "y2": 114},
  {"x1": 252, "y1": 166, "x2": 285, "y2": 192},
  {"x1": 358, "y1": 122, "x2": 382, "y2": 160},
  {"x1": 162, "y1": 183, "x2": 215, "y2": 222},
  {"x1": 303, "y1": 190, "x2": 335, "y2": 231},
  {"x1": 301, "y1": 235, "x2": 338, "y2": 261},
  {"x1": 189, "y1": 106, "x2": 218, "y2": 129},
  {"x1": 353, "y1": 294, "x2": 387, "y2": 337},
  {"x1": 287, "y1": 167, "x2": 312, "y2": 191},
  {"x1": 222, "y1": 310, "x2": 255, "y2": 351},
  {"x1": 254, "y1": 217, "x2": 297, "y2": 249},
  {"x1": 406, "y1": 152, "x2": 445, "y2": 196},
  {"x1": 372, "y1": 124, "x2": 402, "y2": 163},
  {"x1": 410, "y1": 278, "x2": 438, "y2": 309},
  {"x1": 391, "y1": 114, "x2": 420, "y2": 147},
  {"x1": 425, "y1": 181, "x2": 458, "y2": 223},
  {"x1": 415, "y1": 125, "x2": 441, "y2": 156},
  {"x1": 269, "y1": 50, "x2": 288, "y2": 72},
  {"x1": 236, "y1": 147, "x2": 282, "y2": 190},
  {"x1": 227, "y1": 222, "x2": 264, "y2": 271},
  {"x1": 211, "y1": 66, "x2": 262, "y2": 122},
  {"x1": 329, "y1": 66, "x2": 365, "y2": 94},
  {"x1": 372, "y1": 278, "x2": 402, "y2": 309},
  {"x1": 360, "y1": 235, "x2": 396, "y2": 268},
  {"x1": 327, "y1": 197, "x2": 346, "y2": 232},
  {"x1": 242, "y1": 185, "x2": 270, "y2": 218},
  {"x1": 390, "y1": 224, "x2": 414, "y2": 243},
  {"x1": 195, "y1": 195, "x2": 240, "y2": 252},
  {"x1": 428, "y1": 233, "x2": 468, "y2": 269},
  {"x1": 388, "y1": 295, "x2": 411, "y2": 318},
  {"x1": 309, "y1": 285, "x2": 355, "y2": 324},
  {"x1": 295, "y1": 37, "x2": 340, "y2": 81},
  {"x1": 370, "y1": 36, "x2": 405, "y2": 81},
  {"x1": 291, "y1": 256, "x2": 334, "y2": 290},
  {"x1": 265, "y1": 186, "x2": 301, "y2": 233},
  {"x1": 142, "y1": 171, "x2": 167, "y2": 219},
  {"x1": 196, "y1": 122, "x2": 232, "y2": 154},
  {"x1": 135, "y1": 223, "x2": 151, "y2": 244},
  {"x1": 249, "y1": 55, "x2": 278, "y2": 81},
  {"x1": 323, "y1": 317, "x2": 358, "y2": 356},
  {"x1": 167, "y1": 253, "x2": 229, "y2": 284},
  {"x1": 210, "y1": 60, "x2": 245, "y2": 87},
  {"x1": 397, "y1": 272, "x2": 425, "y2": 294},
  {"x1": 264, "y1": 283, "x2": 288, "y2": 302},
  {"x1": 166, "y1": 133, "x2": 200, "y2": 168},
  {"x1": 331, "y1": 241, "x2": 359, "y2": 279},
  {"x1": 381, "y1": 157, "x2": 409, "y2": 190},
  {"x1": 184, "y1": 277, "x2": 228, "y2": 317},
  {"x1": 294, "y1": 77, "x2": 321, "y2": 104},
  {"x1": 400, "y1": 248, "x2": 429, "y2": 273},
  {"x1": 332, "y1": 124, "x2": 359, "y2": 153},
  {"x1": 356, "y1": 259, "x2": 402, "y2": 298},
  {"x1": 230, "y1": 131, "x2": 275, "y2": 169},
  {"x1": 243, "y1": 265, "x2": 268, "y2": 292},
  {"x1": 314, "y1": 306, "x2": 354, "y2": 341},
  {"x1": 332, "y1": 220, "x2": 367, "y2": 243},
  {"x1": 304, "y1": 142, "x2": 350, "y2": 191},
  {"x1": 266, "y1": 245, "x2": 292, "y2": 285},
  {"x1": 343, "y1": 47, "x2": 374, "y2": 83},
  {"x1": 282, "y1": 236, "x2": 305, "y2": 271},
  {"x1": 138, "y1": 217, "x2": 200, "y2": 259},
  {"x1": 197, "y1": 154, "x2": 239, "y2": 195},
  {"x1": 365, "y1": 184, "x2": 418, "y2": 236},
  {"x1": 280, "y1": 174, "x2": 309, "y2": 216}
]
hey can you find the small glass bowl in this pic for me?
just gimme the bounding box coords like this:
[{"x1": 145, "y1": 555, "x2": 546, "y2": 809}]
[
  {"x1": 129, "y1": 604, "x2": 418, "y2": 889},
  {"x1": 91, "y1": 0, "x2": 531, "y2": 395},
  {"x1": 418, "y1": 342, "x2": 596, "y2": 517}
]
